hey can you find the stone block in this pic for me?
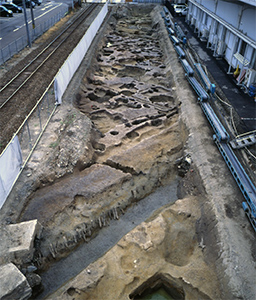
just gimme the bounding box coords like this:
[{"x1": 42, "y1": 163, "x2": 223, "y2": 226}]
[
  {"x1": 0, "y1": 219, "x2": 42, "y2": 265},
  {"x1": 0, "y1": 263, "x2": 32, "y2": 300}
]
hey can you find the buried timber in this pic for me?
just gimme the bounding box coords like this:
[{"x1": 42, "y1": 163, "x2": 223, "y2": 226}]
[{"x1": 6, "y1": 4, "x2": 224, "y2": 299}]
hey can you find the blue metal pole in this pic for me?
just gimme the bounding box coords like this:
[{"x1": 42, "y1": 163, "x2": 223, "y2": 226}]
[{"x1": 22, "y1": 0, "x2": 32, "y2": 47}]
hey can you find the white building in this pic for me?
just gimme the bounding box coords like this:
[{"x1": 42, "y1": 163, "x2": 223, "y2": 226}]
[{"x1": 187, "y1": 0, "x2": 256, "y2": 88}]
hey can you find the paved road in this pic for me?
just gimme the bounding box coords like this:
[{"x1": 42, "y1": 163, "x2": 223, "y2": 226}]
[{"x1": 0, "y1": 0, "x2": 69, "y2": 49}]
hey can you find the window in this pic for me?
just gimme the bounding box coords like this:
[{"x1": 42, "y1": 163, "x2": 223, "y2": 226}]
[
  {"x1": 240, "y1": 40, "x2": 246, "y2": 56},
  {"x1": 205, "y1": 14, "x2": 208, "y2": 26},
  {"x1": 251, "y1": 49, "x2": 256, "y2": 69}
]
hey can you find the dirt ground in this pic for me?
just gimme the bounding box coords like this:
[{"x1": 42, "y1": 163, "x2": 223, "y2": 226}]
[{"x1": 0, "y1": 3, "x2": 255, "y2": 300}]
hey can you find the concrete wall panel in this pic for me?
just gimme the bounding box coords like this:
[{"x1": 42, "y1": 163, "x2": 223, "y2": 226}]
[
  {"x1": 240, "y1": 8, "x2": 256, "y2": 41},
  {"x1": 216, "y1": 1, "x2": 239, "y2": 27}
]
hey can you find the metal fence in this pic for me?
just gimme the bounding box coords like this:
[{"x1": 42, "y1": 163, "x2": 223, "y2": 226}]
[
  {"x1": 17, "y1": 85, "x2": 57, "y2": 164},
  {"x1": 0, "y1": 80, "x2": 57, "y2": 208},
  {"x1": 0, "y1": 8, "x2": 68, "y2": 66},
  {"x1": 0, "y1": 1, "x2": 108, "y2": 208}
]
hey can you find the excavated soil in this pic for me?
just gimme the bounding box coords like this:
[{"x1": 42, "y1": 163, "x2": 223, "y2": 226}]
[{"x1": 0, "y1": 3, "x2": 255, "y2": 300}]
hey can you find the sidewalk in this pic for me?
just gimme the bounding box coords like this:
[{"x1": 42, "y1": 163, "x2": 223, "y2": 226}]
[{"x1": 175, "y1": 15, "x2": 256, "y2": 133}]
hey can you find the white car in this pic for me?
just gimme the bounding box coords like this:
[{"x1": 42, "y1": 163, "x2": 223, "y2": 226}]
[
  {"x1": 174, "y1": 5, "x2": 187, "y2": 16},
  {"x1": 181, "y1": 7, "x2": 188, "y2": 16}
]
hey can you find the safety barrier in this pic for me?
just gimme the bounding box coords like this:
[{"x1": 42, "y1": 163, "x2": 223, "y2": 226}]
[
  {"x1": 180, "y1": 58, "x2": 194, "y2": 77},
  {"x1": 194, "y1": 63, "x2": 215, "y2": 94},
  {"x1": 54, "y1": 2, "x2": 108, "y2": 104},
  {"x1": 0, "y1": 84, "x2": 56, "y2": 209},
  {"x1": 214, "y1": 137, "x2": 256, "y2": 231},
  {"x1": 201, "y1": 102, "x2": 229, "y2": 141},
  {"x1": 167, "y1": 27, "x2": 175, "y2": 36},
  {"x1": 174, "y1": 45, "x2": 185, "y2": 59},
  {"x1": 170, "y1": 35, "x2": 179, "y2": 45},
  {"x1": 186, "y1": 76, "x2": 209, "y2": 101}
]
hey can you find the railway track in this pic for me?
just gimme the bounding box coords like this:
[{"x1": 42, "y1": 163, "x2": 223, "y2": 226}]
[{"x1": 0, "y1": 3, "x2": 100, "y2": 152}]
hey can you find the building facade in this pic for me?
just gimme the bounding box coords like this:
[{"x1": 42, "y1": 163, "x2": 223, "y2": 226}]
[{"x1": 187, "y1": 0, "x2": 256, "y2": 88}]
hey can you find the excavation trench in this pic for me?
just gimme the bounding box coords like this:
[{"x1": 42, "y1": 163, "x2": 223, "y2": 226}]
[
  {"x1": 20, "y1": 2, "x2": 186, "y2": 271},
  {"x1": 5, "y1": 4, "x2": 227, "y2": 300},
  {"x1": 37, "y1": 182, "x2": 179, "y2": 299}
]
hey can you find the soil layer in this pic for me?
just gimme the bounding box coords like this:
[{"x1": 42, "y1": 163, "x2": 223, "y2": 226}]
[{"x1": 0, "y1": 4, "x2": 255, "y2": 300}]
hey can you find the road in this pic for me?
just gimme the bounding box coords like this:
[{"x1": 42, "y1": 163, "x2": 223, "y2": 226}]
[{"x1": 0, "y1": 0, "x2": 69, "y2": 49}]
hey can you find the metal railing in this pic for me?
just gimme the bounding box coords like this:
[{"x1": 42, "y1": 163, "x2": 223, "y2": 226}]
[
  {"x1": 0, "y1": 1, "x2": 108, "y2": 207},
  {"x1": 0, "y1": 79, "x2": 57, "y2": 207},
  {"x1": 0, "y1": 8, "x2": 68, "y2": 66},
  {"x1": 17, "y1": 83, "x2": 57, "y2": 164}
]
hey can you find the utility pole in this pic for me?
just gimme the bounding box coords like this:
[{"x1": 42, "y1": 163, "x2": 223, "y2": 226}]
[
  {"x1": 30, "y1": 1, "x2": 35, "y2": 29},
  {"x1": 22, "y1": 0, "x2": 31, "y2": 48}
]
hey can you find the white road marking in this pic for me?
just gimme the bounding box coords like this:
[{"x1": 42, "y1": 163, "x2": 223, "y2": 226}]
[
  {"x1": 35, "y1": 3, "x2": 63, "y2": 21},
  {"x1": 41, "y1": 4, "x2": 54, "y2": 11},
  {"x1": 11, "y1": 3, "x2": 63, "y2": 33}
]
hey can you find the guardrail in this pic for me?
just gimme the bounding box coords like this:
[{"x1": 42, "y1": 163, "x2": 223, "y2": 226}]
[
  {"x1": 0, "y1": 8, "x2": 68, "y2": 66},
  {"x1": 0, "y1": 81, "x2": 57, "y2": 208}
]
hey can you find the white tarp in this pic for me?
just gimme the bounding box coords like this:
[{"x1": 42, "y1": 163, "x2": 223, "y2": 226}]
[
  {"x1": 54, "y1": 3, "x2": 108, "y2": 104},
  {"x1": 0, "y1": 135, "x2": 22, "y2": 209}
]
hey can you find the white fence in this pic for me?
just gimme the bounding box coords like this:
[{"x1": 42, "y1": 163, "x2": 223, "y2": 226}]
[
  {"x1": 54, "y1": 2, "x2": 108, "y2": 104},
  {"x1": 0, "y1": 2, "x2": 109, "y2": 209}
]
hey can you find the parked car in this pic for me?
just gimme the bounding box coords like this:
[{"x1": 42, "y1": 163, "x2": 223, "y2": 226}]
[
  {"x1": 29, "y1": 1, "x2": 36, "y2": 8},
  {"x1": 1, "y1": 2, "x2": 22, "y2": 13},
  {"x1": 34, "y1": 0, "x2": 42, "y2": 5},
  {"x1": 174, "y1": 5, "x2": 187, "y2": 16},
  {"x1": 0, "y1": 5, "x2": 13, "y2": 17},
  {"x1": 13, "y1": 0, "x2": 36, "y2": 8},
  {"x1": 180, "y1": 7, "x2": 188, "y2": 16}
]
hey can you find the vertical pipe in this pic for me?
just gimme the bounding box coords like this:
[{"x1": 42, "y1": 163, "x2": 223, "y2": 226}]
[
  {"x1": 1, "y1": 49, "x2": 4, "y2": 66},
  {"x1": 15, "y1": 39, "x2": 18, "y2": 53},
  {"x1": 37, "y1": 105, "x2": 42, "y2": 131},
  {"x1": 46, "y1": 92, "x2": 50, "y2": 116},
  {"x1": 30, "y1": 2, "x2": 35, "y2": 30},
  {"x1": 8, "y1": 44, "x2": 11, "y2": 59},
  {"x1": 22, "y1": 0, "x2": 31, "y2": 48},
  {"x1": 26, "y1": 120, "x2": 32, "y2": 150}
]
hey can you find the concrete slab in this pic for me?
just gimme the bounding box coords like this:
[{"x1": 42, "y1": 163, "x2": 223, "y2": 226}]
[
  {"x1": 0, "y1": 219, "x2": 42, "y2": 265},
  {"x1": 0, "y1": 263, "x2": 32, "y2": 300}
]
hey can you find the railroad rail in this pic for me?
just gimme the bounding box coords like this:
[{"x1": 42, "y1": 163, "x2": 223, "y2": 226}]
[{"x1": 0, "y1": 3, "x2": 100, "y2": 152}]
